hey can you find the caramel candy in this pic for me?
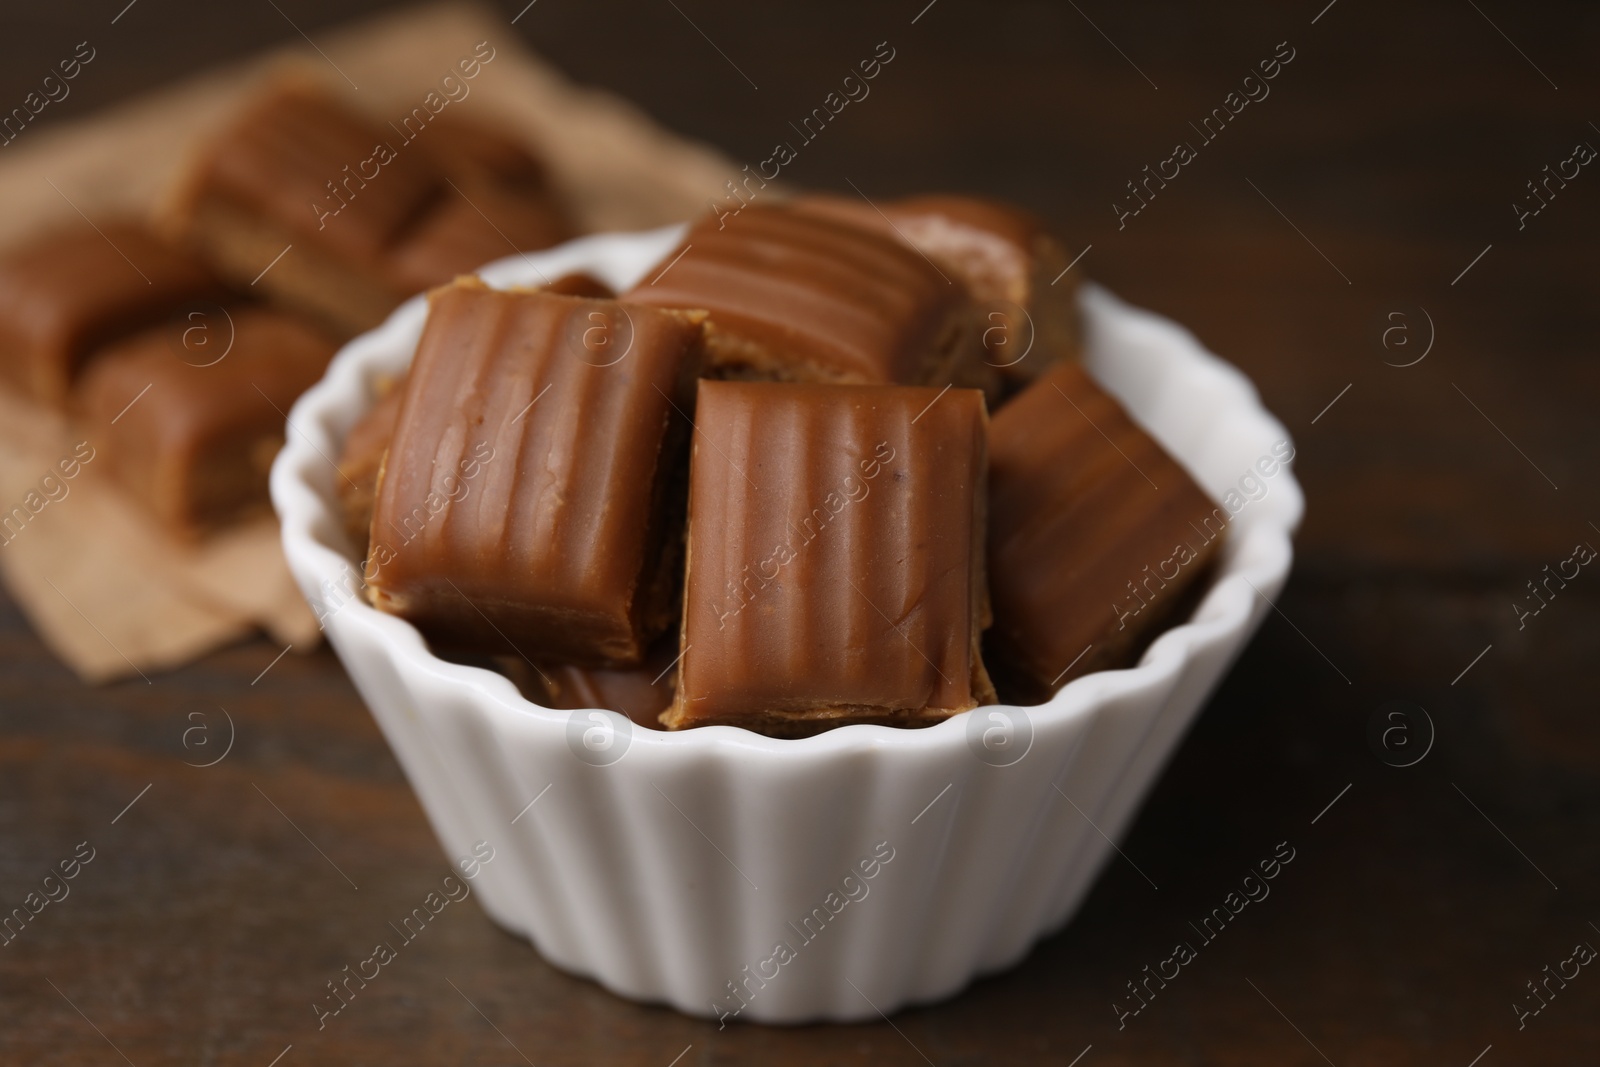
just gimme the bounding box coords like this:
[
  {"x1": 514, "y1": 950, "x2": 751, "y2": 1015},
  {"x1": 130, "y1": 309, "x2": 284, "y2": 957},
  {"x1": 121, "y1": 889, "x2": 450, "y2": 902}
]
[
  {"x1": 166, "y1": 81, "x2": 441, "y2": 332},
  {"x1": 335, "y1": 381, "x2": 404, "y2": 549},
  {"x1": 383, "y1": 178, "x2": 571, "y2": 295},
  {"x1": 525, "y1": 632, "x2": 679, "y2": 729},
  {"x1": 386, "y1": 110, "x2": 572, "y2": 290},
  {"x1": 366, "y1": 279, "x2": 705, "y2": 665},
  {"x1": 624, "y1": 204, "x2": 982, "y2": 386},
  {"x1": 795, "y1": 193, "x2": 1081, "y2": 388},
  {"x1": 540, "y1": 272, "x2": 614, "y2": 299},
  {"x1": 334, "y1": 275, "x2": 615, "y2": 552},
  {"x1": 76, "y1": 307, "x2": 337, "y2": 536},
  {"x1": 663, "y1": 381, "x2": 994, "y2": 734},
  {"x1": 416, "y1": 110, "x2": 558, "y2": 193},
  {"x1": 165, "y1": 81, "x2": 571, "y2": 335},
  {"x1": 0, "y1": 222, "x2": 226, "y2": 405},
  {"x1": 985, "y1": 362, "x2": 1222, "y2": 702}
]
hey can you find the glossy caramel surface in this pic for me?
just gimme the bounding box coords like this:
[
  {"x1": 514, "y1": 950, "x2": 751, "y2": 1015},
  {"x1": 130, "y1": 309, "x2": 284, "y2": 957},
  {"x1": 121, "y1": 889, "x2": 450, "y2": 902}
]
[
  {"x1": 367, "y1": 280, "x2": 703, "y2": 664},
  {"x1": 986, "y1": 361, "x2": 1221, "y2": 696},
  {"x1": 626, "y1": 205, "x2": 964, "y2": 384},
  {"x1": 667, "y1": 380, "x2": 990, "y2": 728}
]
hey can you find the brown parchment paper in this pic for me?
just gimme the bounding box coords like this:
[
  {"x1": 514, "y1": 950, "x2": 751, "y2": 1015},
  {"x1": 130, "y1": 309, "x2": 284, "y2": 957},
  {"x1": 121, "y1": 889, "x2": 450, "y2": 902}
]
[{"x1": 0, "y1": 2, "x2": 737, "y2": 682}]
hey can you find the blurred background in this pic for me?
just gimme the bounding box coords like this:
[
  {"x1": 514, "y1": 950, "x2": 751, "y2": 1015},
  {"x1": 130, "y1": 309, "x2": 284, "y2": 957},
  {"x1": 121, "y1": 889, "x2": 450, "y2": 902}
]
[{"x1": 2, "y1": 1, "x2": 1596, "y2": 1063}]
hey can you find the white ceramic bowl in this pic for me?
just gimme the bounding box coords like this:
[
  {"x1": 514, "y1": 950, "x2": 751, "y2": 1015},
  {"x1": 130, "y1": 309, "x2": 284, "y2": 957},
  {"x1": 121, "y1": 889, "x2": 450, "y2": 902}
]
[{"x1": 271, "y1": 225, "x2": 1302, "y2": 1024}]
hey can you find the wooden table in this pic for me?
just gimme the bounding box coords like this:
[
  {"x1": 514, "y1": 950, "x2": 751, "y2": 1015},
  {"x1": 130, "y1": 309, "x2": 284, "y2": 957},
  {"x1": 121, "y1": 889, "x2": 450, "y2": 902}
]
[{"x1": 3, "y1": 1, "x2": 1596, "y2": 1063}]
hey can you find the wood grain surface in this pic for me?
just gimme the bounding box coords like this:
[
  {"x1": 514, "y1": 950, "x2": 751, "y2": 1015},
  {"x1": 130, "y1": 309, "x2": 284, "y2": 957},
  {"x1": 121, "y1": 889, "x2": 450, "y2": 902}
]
[{"x1": 2, "y1": 1, "x2": 1597, "y2": 1063}]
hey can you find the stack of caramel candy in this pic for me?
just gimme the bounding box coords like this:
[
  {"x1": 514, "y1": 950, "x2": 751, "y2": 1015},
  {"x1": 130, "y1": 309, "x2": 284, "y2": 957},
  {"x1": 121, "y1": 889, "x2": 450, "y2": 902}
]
[{"x1": 339, "y1": 197, "x2": 1222, "y2": 735}]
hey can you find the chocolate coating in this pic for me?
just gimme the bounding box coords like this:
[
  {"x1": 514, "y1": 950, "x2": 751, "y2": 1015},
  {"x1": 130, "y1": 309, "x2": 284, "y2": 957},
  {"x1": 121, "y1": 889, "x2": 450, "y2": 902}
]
[
  {"x1": 625, "y1": 204, "x2": 981, "y2": 386},
  {"x1": 985, "y1": 361, "x2": 1223, "y2": 701},
  {"x1": 0, "y1": 222, "x2": 226, "y2": 405},
  {"x1": 76, "y1": 307, "x2": 337, "y2": 536},
  {"x1": 366, "y1": 279, "x2": 704, "y2": 665},
  {"x1": 663, "y1": 380, "x2": 994, "y2": 733}
]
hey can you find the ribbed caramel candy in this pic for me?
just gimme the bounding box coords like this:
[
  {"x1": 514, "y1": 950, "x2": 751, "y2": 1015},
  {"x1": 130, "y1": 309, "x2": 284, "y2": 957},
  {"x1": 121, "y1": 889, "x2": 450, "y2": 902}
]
[
  {"x1": 664, "y1": 380, "x2": 993, "y2": 733},
  {"x1": 367, "y1": 279, "x2": 704, "y2": 665},
  {"x1": 525, "y1": 632, "x2": 679, "y2": 729},
  {"x1": 166, "y1": 81, "x2": 570, "y2": 334},
  {"x1": 625, "y1": 204, "x2": 983, "y2": 387},
  {"x1": 335, "y1": 381, "x2": 404, "y2": 550},
  {"x1": 794, "y1": 193, "x2": 1081, "y2": 389},
  {"x1": 334, "y1": 274, "x2": 616, "y2": 553},
  {"x1": 985, "y1": 361, "x2": 1222, "y2": 701},
  {"x1": 0, "y1": 221, "x2": 226, "y2": 405},
  {"x1": 76, "y1": 307, "x2": 337, "y2": 536}
]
